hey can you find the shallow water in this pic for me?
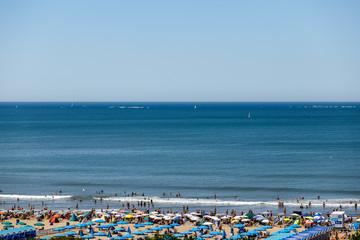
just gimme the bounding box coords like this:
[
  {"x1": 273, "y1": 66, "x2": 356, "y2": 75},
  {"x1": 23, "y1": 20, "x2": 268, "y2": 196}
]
[{"x1": 0, "y1": 102, "x2": 359, "y2": 215}]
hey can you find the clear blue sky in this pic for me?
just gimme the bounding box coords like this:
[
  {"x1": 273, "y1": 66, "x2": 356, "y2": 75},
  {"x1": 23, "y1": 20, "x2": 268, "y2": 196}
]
[{"x1": 1, "y1": 1, "x2": 359, "y2": 102}]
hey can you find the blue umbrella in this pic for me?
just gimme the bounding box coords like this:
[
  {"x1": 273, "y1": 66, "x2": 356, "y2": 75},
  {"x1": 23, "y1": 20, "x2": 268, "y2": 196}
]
[
  {"x1": 189, "y1": 228, "x2": 201, "y2": 232},
  {"x1": 133, "y1": 231, "x2": 144, "y2": 235},
  {"x1": 108, "y1": 223, "x2": 118, "y2": 227},
  {"x1": 223, "y1": 230, "x2": 227, "y2": 237},
  {"x1": 143, "y1": 230, "x2": 154, "y2": 234},
  {"x1": 246, "y1": 231, "x2": 259, "y2": 235},
  {"x1": 65, "y1": 232, "x2": 77, "y2": 236},
  {"x1": 117, "y1": 221, "x2": 128, "y2": 225},
  {"x1": 198, "y1": 226, "x2": 209, "y2": 229},
  {"x1": 53, "y1": 227, "x2": 65, "y2": 231},
  {"x1": 94, "y1": 232, "x2": 106, "y2": 236},
  {"x1": 75, "y1": 224, "x2": 86, "y2": 228},
  {"x1": 231, "y1": 235, "x2": 242, "y2": 239},
  {"x1": 97, "y1": 225, "x2": 109, "y2": 229},
  {"x1": 127, "y1": 227, "x2": 131, "y2": 234},
  {"x1": 112, "y1": 237, "x2": 123, "y2": 240},
  {"x1": 107, "y1": 231, "x2": 112, "y2": 238},
  {"x1": 210, "y1": 231, "x2": 222, "y2": 235},
  {"x1": 94, "y1": 219, "x2": 106, "y2": 223},
  {"x1": 173, "y1": 234, "x2": 184, "y2": 238},
  {"x1": 233, "y1": 224, "x2": 245, "y2": 228},
  {"x1": 86, "y1": 222, "x2": 96, "y2": 226},
  {"x1": 151, "y1": 227, "x2": 162, "y2": 231},
  {"x1": 41, "y1": 237, "x2": 51, "y2": 240},
  {"x1": 64, "y1": 226, "x2": 75, "y2": 229},
  {"x1": 195, "y1": 237, "x2": 205, "y2": 240},
  {"x1": 82, "y1": 235, "x2": 95, "y2": 239},
  {"x1": 90, "y1": 228, "x2": 94, "y2": 235},
  {"x1": 54, "y1": 234, "x2": 66, "y2": 237},
  {"x1": 143, "y1": 222, "x2": 154, "y2": 226},
  {"x1": 122, "y1": 234, "x2": 134, "y2": 238},
  {"x1": 174, "y1": 217, "x2": 180, "y2": 220},
  {"x1": 202, "y1": 234, "x2": 214, "y2": 238},
  {"x1": 79, "y1": 230, "x2": 84, "y2": 236},
  {"x1": 161, "y1": 225, "x2": 172, "y2": 229},
  {"x1": 134, "y1": 224, "x2": 145, "y2": 228},
  {"x1": 113, "y1": 227, "x2": 125, "y2": 232},
  {"x1": 171, "y1": 223, "x2": 181, "y2": 227},
  {"x1": 181, "y1": 231, "x2": 192, "y2": 235}
]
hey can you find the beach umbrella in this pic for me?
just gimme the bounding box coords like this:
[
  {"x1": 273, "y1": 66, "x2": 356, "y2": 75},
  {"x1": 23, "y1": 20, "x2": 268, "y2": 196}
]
[
  {"x1": 114, "y1": 227, "x2": 125, "y2": 232},
  {"x1": 41, "y1": 237, "x2": 51, "y2": 240},
  {"x1": 107, "y1": 230, "x2": 112, "y2": 238},
  {"x1": 143, "y1": 230, "x2": 154, "y2": 234},
  {"x1": 231, "y1": 235, "x2": 242, "y2": 239},
  {"x1": 189, "y1": 228, "x2": 201, "y2": 232},
  {"x1": 82, "y1": 235, "x2": 95, "y2": 239},
  {"x1": 117, "y1": 221, "x2": 128, "y2": 225},
  {"x1": 284, "y1": 218, "x2": 291, "y2": 221},
  {"x1": 246, "y1": 231, "x2": 259, "y2": 235},
  {"x1": 203, "y1": 222, "x2": 213, "y2": 226},
  {"x1": 125, "y1": 215, "x2": 133, "y2": 219},
  {"x1": 264, "y1": 226, "x2": 273, "y2": 229},
  {"x1": 133, "y1": 224, "x2": 144, "y2": 228},
  {"x1": 79, "y1": 229, "x2": 84, "y2": 236},
  {"x1": 108, "y1": 223, "x2": 118, "y2": 227},
  {"x1": 54, "y1": 233, "x2": 66, "y2": 237},
  {"x1": 143, "y1": 222, "x2": 154, "y2": 226},
  {"x1": 64, "y1": 226, "x2": 76, "y2": 229},
  {"x1": 112, "y1": 237, "x2": 124, "y2": 240},
  {"x1": 94, "y1": 232, "x2": 106, "y2": 236},
  {"x1": 173, "y1": 234, "x2": 184, "y2": 238},
  {"x1": 171, "y1": 223, "x2": 180, "y2": 227},
  {"x1": 90, "y1": 227, "x2": 94, "y2": 235},
  {"x1": 202, "y1": 234, "x2": 214, "y2": 238},
  {"x1": 234, "y1": 224, "x2": 245, "y2": 228},
  {"x1": 306, "y1": 216, "x2": 314, "y2": 220},
  {"x1": 161, "y1": 225, "x2": 172, "y2": 229},
  {"x1": 34, "y1": 223, "x2": 45, "y2": 226},
  {"x1": 94, "y1": 219, "x2": 106, "y2": 223},
  {"x1": 210, "y1": 231, "x2": 222, "y2": 236},
  {"x1": 2, "y1": 221, "x2": 11, "y2": 225},
  {"x1": 86, "y1": 222, "x2": 96, "y2": 226},
  {"x1": 122, "y1": 234, "x2": 134, "y2": 238},
  {"x1": 133, "y1": 231, "x2": 144, "y2": 235},
  {"x1": 16, "y1": 222, "x2": 27, "y2": 225},
  {"x1": 65, "y1": 232, "x2": 77, "y2": 236},
  {"x1": 198, "y1": 226, "x2": 209, "y2": 229},
  {"x1": 3, "y1": 225, "x2": 14, "y2": 228},
  {"x1": 53, "y1": 227, "x2": 65, "y2": 231},
  {"x1": 151, "y1": 227, "x2": 162, "y2": 231},
  {"x1": 195, "y1": 238, "x2": 205, "y2": 240},
  {"x1": 126, "y1": 226, "x2": 131, "y2": 234},
  {"x1": 75, "y1": 223, "x2": 86, "y2": 228},
  {"x1": 181, "y1": 231, "x2": 192, "y2": 235},
  {"x1": 222, "y1": 230, "x2": 227, "y2": 237},
  {"x1": 246, "y1": 212, "x2": 254, "y2": 219}
]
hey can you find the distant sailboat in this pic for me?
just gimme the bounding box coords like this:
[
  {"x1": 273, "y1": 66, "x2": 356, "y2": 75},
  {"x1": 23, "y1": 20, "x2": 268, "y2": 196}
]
[
  {"x1": 71, "y1": 102, "x2": 74, "y2": 108},
  {"x1": 248, "y1": 112, "x2": 251, "y2": 119},
  {"x1": 194, "y1": 105, "x2": 197, "y2": 109}
]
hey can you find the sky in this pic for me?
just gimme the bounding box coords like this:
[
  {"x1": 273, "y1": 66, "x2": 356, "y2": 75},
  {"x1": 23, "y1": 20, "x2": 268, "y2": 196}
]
[{"x1": 0, "y1": 1, "x2": 359, "y2": 102}]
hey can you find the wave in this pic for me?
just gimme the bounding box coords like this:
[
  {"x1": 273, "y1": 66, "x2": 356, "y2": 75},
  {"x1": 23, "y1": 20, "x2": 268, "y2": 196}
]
[
  {"x1": 95, "y1": 196, "x2": 357, "y2": 208},
  {"x1": 0, "y1": 194, "x2": 73, "y2": 200}
]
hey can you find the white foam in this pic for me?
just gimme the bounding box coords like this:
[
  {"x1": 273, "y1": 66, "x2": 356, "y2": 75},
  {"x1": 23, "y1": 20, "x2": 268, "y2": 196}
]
[
  {"x1": 96, "y1": 196, "x2": 357, "y2": 208},
  {"x1": 0, "y1": 194, "x2": 73, "y2": 200}
]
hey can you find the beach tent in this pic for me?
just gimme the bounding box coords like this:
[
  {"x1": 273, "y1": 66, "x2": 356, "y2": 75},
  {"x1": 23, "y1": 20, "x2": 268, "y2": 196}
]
[
  {"x1": 69, "y1": 213, "x2": 78, "y2": 221},
  {"x1": 246, "y1": 213, "x2": 254, "y2": 219},
  {"x1": 50, "y1": 217, "x2": 59, "y2": 223}
]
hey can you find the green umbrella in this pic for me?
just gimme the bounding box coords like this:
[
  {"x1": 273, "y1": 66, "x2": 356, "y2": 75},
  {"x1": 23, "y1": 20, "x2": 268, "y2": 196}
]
[
  {"x1": 2, "y1": 221, "x2": 11, "y2": 225},
  {"x1": 17, "y1": 222, "x2": 27, "y2": 225},
  {"x1": 246, "y1": 212, "x2": 255, "y2": 219},
  {"x1": 34, "y1": 223, "x2": 45, "y2": 226},
  {"x1": 3, "y1": 224, "x2": 14, "y2": 228}
]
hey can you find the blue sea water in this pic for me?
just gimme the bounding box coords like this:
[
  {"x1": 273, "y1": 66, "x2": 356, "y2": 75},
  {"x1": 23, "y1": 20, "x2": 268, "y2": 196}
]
[{"x1": 0, "y1": 102, "x2": 359, "y2": 215}]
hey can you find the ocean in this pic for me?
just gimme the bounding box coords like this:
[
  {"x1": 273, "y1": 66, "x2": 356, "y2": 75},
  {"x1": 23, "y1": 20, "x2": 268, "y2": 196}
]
[{"x1": 0, "y1": 102, "x2": 359, "y2": 215}]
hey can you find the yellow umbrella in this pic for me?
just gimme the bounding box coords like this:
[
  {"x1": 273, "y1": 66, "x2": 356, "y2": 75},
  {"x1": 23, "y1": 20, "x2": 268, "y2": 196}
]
[
  {"x1": 284, "y1": 218, "x2": 291, "y2": 221},
  {"x1": 232, "y1": 220, "x2": 239, "y2": 223},
  {"x1": 305, "y1": 216, "x2": 314, "y2": 220},
  {"x1": 125, "y1": 215, "x2": 133, "y2": 219}
]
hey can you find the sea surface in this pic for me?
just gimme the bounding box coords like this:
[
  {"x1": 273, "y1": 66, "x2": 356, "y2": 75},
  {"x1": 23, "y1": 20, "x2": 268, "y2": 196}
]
[{"x1": 0, "y1": 102, "x2": 359, "y2": 215}]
